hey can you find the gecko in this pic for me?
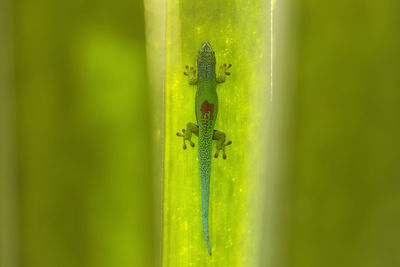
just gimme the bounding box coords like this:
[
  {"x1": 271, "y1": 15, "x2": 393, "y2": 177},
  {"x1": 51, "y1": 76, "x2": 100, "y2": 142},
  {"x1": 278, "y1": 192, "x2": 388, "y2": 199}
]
[{"x1": 176, "y1": 41, "x2": 232, "y2": 255}]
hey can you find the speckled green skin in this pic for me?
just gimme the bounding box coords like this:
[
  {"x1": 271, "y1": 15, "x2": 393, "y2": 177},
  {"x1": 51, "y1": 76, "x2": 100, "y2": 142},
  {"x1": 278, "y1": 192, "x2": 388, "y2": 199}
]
[{"x1": 178, "y1": 41, "x2": 231, "y2": 255}]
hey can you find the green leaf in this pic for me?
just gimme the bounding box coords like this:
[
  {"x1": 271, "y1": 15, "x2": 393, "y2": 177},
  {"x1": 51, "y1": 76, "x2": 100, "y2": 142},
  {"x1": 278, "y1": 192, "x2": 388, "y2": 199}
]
[{"x1": 162, "y1": 0, "x2": 272, "y2": 266}]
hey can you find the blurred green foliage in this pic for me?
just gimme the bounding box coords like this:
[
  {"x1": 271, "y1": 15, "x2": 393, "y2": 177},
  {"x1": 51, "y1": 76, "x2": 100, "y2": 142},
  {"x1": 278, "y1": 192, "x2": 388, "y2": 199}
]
[
  {"x1": 1, "y1": 0, "x2": 155, "y2": 266},
  {"x1": 270, "y1": 0, "x2": 400, "y2": 266}
]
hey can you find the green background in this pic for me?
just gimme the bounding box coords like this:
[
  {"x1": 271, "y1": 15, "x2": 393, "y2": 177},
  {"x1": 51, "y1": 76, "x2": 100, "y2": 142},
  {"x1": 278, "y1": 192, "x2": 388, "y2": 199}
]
[
  {"x1": 271, "y1": 0, "x2": 400, "y2": 266},
  {"x1": 1, "y1": 0, "x2": 155, "y2": 266}
]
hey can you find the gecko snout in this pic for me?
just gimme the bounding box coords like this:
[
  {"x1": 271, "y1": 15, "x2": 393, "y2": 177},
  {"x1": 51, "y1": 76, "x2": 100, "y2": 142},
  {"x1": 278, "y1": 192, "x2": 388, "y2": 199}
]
[{"x1": 200, "y1": 41, "x2": 213, "y2": 53}]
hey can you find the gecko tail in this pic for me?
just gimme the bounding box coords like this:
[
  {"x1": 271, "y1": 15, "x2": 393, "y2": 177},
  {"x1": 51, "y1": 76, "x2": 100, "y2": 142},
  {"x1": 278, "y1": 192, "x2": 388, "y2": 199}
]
[
  {"x1": 200, "y1": 158, "x2": 213, "y2": 256},
  {"x1": 200, "y1": 163, "x2": 212, "y2": 256},
  {"x1": 203, "y1": 215, "x2": 212, "y2": 255},
  {"x1": 198, "y1": 127, "x2": 213, "y2": 256}
]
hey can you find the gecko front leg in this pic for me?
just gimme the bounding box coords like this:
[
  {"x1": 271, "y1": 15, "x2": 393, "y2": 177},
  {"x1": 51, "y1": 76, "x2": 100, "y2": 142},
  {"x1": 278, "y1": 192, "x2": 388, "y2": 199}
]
[
  {"x1": 176, "y1": 122, "x2": 198, "y2": 149},
  {"x1": 184, "y1": 65, "x2": 198, "y2": 85},
  {"x1": 216, "y1": 63, "x2": 232, "y2": 83}
]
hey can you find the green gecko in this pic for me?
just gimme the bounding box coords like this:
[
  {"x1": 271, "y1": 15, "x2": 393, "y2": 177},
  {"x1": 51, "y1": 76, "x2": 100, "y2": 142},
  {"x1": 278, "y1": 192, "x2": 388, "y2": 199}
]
[{"x1": 176, "y1": 41, "x2": 232, "y2": 255}]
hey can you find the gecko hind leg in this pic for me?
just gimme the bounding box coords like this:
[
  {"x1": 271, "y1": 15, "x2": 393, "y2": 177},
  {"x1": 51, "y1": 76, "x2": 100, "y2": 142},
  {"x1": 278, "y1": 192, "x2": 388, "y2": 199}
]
[
  {"x1": 213, "y1": 129, "x2": 232, "y2": 159},
  {"x1": 176, "y1": 122, "x2": 199, "y2": 150}
]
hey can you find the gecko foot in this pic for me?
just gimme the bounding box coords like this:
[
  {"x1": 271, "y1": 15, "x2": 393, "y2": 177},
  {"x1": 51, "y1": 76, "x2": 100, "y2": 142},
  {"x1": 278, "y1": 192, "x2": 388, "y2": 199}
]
[
  {"x1": 176, "y1": 122, "x2": 198, "y2": 150},
  {"x1": 213, "y1": 129, "x2": 231, "y2": 159},
  {"x1": 184, "y1": 65, "x2": 198, "y2": 85},
  {"x1": 216, "y1": 63, "x2": 232, "y2": 83},
  {"x1": 214, "y1": 140, "x2": 232, "y2": 159}
]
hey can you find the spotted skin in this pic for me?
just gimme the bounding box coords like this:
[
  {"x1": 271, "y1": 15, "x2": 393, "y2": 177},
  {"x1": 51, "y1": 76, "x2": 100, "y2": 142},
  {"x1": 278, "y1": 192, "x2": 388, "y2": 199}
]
[{"x1": 178, "y1": 41, "x2": 232, "y2": 255}]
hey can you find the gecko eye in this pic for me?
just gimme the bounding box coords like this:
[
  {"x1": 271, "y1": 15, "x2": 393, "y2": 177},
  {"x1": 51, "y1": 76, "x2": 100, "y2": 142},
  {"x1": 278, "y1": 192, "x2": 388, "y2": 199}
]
[{"x1": 212, "y1": 51, "x2": 215, "y2": 54}]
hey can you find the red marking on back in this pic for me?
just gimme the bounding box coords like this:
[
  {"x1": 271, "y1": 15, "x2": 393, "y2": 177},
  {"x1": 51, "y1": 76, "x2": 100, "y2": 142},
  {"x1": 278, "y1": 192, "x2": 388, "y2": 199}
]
[{"x1": 201, "y1": 101, "x2": 215, "y2": 121}]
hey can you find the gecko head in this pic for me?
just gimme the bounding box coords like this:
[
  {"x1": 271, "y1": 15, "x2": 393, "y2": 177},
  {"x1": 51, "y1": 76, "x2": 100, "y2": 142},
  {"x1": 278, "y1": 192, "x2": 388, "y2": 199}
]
[{"x1": 197, "y1": 41, "x2": 216, "y2": 64}]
